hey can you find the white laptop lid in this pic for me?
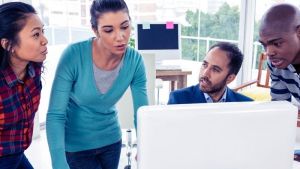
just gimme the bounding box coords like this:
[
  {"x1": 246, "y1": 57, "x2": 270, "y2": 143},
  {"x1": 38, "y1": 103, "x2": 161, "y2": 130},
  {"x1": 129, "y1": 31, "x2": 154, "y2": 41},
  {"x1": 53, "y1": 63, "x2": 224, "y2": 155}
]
[{"x1": 137, "y1": 101, "x2": 298, "y2": 169}]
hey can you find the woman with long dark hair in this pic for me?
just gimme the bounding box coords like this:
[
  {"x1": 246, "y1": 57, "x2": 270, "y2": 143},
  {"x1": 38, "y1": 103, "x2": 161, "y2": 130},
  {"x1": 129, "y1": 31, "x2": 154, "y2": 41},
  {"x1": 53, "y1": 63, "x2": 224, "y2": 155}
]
[{"x1": 0, "y1": 2, "x2": 48, "y2": 169}]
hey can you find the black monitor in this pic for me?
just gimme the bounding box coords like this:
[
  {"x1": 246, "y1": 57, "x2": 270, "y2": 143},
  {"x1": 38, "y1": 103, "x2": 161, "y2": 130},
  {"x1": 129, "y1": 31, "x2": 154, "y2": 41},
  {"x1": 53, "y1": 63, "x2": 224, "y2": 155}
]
[{"x1": 135, "y1": 22, "x2": 181, "y2": 64}]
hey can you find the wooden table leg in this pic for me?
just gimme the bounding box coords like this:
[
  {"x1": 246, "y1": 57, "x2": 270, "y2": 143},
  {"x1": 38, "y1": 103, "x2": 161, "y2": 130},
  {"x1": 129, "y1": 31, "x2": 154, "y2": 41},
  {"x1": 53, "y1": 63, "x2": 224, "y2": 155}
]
[
  {"x1": 170, "y1": 81, "x2": 176, "y2": 91},
  {"x1": 182, "y1": 75, "x2": 188, "y2": 89},
  {"x1": 177, "y1": 76, "x2": 184, "y2": 89}
]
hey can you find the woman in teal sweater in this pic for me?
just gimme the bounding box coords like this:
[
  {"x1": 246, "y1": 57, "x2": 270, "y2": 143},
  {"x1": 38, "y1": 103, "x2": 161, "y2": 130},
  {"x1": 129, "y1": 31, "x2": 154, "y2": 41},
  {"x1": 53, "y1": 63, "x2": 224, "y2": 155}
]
[{"x1": 46, "y1": 0, "x2": 148, "y2": 169}]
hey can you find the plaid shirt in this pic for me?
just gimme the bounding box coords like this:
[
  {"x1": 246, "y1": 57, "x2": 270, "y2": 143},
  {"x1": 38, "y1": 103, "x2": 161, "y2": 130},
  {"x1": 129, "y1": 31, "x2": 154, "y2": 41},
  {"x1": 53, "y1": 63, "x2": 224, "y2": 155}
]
[{"x1": 0, "y1": 62, "x2": 42, "y2": 157}]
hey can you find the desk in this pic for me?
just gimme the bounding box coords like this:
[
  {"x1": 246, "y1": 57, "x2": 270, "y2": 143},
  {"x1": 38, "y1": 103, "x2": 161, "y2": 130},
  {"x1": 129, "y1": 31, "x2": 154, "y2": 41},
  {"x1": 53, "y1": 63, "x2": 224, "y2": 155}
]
[{"x1": 156, "y1": 69, "x2": 192, "y2": 91}]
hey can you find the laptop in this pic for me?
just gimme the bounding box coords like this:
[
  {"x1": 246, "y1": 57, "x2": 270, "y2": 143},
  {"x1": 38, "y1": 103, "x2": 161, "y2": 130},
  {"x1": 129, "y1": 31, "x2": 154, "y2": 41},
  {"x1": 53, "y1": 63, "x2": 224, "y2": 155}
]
[{"x1": 137, "y1": 101, "x2": 297, "y2": 169}]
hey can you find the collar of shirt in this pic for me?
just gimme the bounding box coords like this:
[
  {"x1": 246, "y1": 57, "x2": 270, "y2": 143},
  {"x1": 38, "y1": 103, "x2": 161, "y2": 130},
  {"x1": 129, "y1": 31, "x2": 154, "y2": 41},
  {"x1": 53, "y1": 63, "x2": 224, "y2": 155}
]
[
  {"x1": 1, "y1": 62, "x2": 36, "y2": 88},
  {"x1": 287, "y1": 64, "x2": 297, "y2": 73},
  {"x1": 287, "y1": 64, "x2": 300, "y2": 77},
  {"x1": 204, "y1": 87, "x2": 227, "y2": 103}
]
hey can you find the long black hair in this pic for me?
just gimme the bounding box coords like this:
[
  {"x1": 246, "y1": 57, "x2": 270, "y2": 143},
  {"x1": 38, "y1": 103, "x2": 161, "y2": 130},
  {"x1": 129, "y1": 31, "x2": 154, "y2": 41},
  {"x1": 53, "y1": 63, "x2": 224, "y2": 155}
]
[
  {"x1": 0, "y1": 2, "x2": 36, "y2": 69},
  {"x1": 90, "y1": 0, "x2": 130, "y2": 30}
]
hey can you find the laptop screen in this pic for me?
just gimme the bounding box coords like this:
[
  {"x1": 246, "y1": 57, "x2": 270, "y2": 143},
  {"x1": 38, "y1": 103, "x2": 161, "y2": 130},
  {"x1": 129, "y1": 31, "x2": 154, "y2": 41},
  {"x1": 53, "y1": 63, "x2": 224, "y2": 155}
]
[{"x1": 137, "y1": 101, "x2": 297, "y2": 169}]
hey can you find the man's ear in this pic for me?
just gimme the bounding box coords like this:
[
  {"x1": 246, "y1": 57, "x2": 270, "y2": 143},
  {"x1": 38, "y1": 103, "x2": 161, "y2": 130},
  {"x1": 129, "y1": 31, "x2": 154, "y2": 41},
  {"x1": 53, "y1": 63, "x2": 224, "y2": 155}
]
[
  {"x1": 0, "y1": 38, "x2": 9, "y2": 50},
  {"x1": 226, "y1": 74, "x2": 236, "y2": 84}
]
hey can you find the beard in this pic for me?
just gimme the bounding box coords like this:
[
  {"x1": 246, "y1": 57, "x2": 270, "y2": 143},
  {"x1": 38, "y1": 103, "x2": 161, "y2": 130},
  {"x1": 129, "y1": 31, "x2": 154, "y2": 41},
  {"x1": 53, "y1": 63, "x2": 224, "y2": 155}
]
[{"x1": 199, "y1": 76, "x2": 228, "y2": 94}]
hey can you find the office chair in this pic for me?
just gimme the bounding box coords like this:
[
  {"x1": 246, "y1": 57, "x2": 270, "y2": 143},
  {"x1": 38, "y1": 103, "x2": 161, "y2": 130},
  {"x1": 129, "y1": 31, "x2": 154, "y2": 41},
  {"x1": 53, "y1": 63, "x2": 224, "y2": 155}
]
[{"x1": 233, "y1": 53, "x2": 300, "y2": 127}]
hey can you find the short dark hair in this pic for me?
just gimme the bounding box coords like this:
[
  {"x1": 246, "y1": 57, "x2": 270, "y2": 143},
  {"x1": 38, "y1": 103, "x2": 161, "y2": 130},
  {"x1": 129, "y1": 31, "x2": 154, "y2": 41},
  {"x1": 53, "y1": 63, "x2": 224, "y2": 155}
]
[
  {"x1": 208, "y1": 42, "x2": 243, "y2": 75},
  {"x1": 259, "y1": 4, "x2": 300, "y2": 34},
  {"x1": 90, "y1": 0, "x2": 130, "y2": 30},
  {"x1": 0, "y1": 2, "x2": 36, "y2": 69}
]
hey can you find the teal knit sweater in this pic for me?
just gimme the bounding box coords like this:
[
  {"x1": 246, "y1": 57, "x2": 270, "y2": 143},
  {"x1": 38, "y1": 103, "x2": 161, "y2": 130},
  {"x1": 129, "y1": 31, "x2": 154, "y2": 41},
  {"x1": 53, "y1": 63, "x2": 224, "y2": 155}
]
[{"x1": 46, "y1": 38, "x2": 148, "y2": 169}]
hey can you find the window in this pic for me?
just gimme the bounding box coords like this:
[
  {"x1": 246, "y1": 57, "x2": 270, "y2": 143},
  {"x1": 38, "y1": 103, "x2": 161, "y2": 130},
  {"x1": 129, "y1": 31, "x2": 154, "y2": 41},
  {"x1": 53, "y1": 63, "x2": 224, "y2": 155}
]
[{"x1": 180, "y1": 0, "x2": 241, "y2": 61}]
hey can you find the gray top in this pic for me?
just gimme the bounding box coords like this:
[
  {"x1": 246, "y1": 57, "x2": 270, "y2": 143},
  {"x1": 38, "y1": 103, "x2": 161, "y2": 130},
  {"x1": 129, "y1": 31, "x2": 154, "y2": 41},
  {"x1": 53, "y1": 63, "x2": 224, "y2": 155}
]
[{"x1": 93, "y1": 58, "x2": 124, "y2": 94}]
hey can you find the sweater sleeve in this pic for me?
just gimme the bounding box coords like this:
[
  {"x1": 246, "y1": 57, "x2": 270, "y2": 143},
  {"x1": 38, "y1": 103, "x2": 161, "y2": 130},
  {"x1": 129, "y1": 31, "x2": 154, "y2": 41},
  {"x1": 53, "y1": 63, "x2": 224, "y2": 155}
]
[
  {"x1": 268, "y1": 62, "x2": 291, "y2": 102},
  {"x1": 46, "y1": 45, "x2": 78, "y2": 169},
  {"x1": 130, "y1": 55, "x2": 149, "y2": 129}
]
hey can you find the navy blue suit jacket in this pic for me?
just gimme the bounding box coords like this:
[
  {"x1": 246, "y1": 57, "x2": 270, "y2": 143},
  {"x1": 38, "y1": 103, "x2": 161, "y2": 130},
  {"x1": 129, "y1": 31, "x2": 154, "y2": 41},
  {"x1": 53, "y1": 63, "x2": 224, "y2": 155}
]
[{"x1": 168, "y1": 84, "x2": 253, "y2": 104}]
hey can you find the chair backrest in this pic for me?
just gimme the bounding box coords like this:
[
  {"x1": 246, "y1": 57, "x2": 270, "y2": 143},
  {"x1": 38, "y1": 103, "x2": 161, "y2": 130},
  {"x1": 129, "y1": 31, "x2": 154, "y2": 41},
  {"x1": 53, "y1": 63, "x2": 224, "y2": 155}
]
[
  {"x1": 256, "y1": 53, "x2": 270, "y2": 88},
  {"x1": 233, "y1": 53, "x2": 270, "y2": 91}
]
